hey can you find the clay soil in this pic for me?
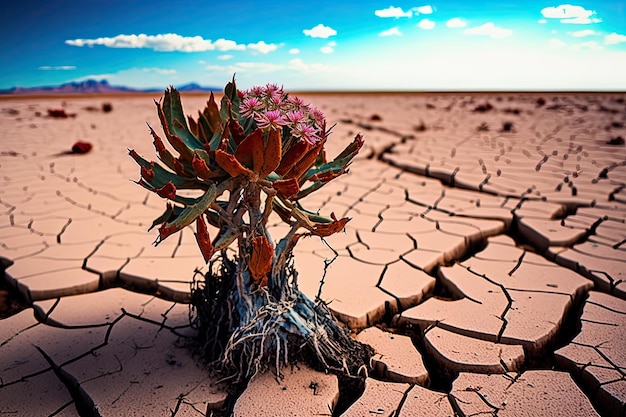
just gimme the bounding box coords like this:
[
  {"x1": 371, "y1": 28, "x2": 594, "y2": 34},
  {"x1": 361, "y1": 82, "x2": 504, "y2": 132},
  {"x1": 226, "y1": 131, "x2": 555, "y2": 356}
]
[{"x1": 0, "y1": 92, "x2": 625, "y2": 416}]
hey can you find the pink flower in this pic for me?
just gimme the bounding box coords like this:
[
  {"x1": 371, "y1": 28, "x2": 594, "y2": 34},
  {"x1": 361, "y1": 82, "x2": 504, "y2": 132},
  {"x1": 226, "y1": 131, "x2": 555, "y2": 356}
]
[
  {"x1": 292, "y1": 124, "x2": 321, "y2": 145},
  {"x1": 254, "y1": 109, "x2": 288, "y2": 129},
  {"x1": 240, "y1": 97, "x2": 265, "y2": 118},
  {"x1": 265, "y1": 83, "x2": 281, "y2": 94},
  {"x1": 249, "y1": 86, "x2": 264, "y2": 96},
  {"x1": 286, "y1": 110, "x2": 305, "y2": 125},
  {"x1": 266, "y1": 86, "x2": 284, "y2": 106},
  {"x1": 288, "y1": 95, "x2": 307, "y2": 108},
  {"x1": 310, "y1": 108, "x2": 326, "y2": 128}
]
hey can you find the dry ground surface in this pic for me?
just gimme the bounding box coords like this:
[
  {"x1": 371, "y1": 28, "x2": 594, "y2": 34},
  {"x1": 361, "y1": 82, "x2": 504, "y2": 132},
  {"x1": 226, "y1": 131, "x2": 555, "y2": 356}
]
[{"x1": 1, "y1": 91, "x2": 625, "y2": 416}]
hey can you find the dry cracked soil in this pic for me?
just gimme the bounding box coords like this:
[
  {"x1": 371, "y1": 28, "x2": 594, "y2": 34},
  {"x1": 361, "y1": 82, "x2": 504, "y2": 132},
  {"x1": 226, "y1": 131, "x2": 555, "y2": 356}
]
[{"x1": 1, "y1": 92, "x2": 625, "y2": 416}]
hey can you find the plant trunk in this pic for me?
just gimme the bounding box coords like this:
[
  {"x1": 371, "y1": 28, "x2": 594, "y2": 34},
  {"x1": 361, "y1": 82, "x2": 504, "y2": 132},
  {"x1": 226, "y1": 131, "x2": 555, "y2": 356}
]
[{"x1": 190, "y1": 179, "x2": 372, "y2": 383}]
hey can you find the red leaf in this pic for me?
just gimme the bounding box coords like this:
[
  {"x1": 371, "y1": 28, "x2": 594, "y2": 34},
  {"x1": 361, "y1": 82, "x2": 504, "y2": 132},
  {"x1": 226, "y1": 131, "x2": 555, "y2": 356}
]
[
  {"x1": 285, "y1": 138, "x2": 326, "y2": 180},
  {"x1": 272, "y1": 178, "x2": 299, "y2": 199},
  {"x1": 141, "y1": 164, "x2": 155, "y2": 182},
  {"x1": 129, "y1": 149, "x2": 140, "y2": 161},
  {"x1": 276, "y1": 140, "x2": 310, "y2": 176},
  {"x1": 234, "y1": 128, "x2": 262, "y2": 170},
  {"x1": 173, "y1": 158, "x2": 190, "y2": 177},
  {"x1": 215, "y1": 149, "x2": 256, "y2": 180},
  {"x1": 158, "y1": 222, "x2": 178, "y2": 242},
  {"x1": 227, "y1": 117, "x2": 245, "y2": 146},
  {"x1": 195, "y1": 216, "x2": 214, "y2": 263},
  {"x1": 249, "y1": 235, "x2": 273, "y2": 283},
  {"x1": 192, "y1": 152, "x2": 211, "y2": 180},
  {"x1": 156, "y1": 181, "x2": 177, "y2": 200},
  {"x1": 309, "y1": 213, "x2": 350, "y2": 237},
  {"x1": 307, "y1": 167, "x2": 345, "y2": 183},
  {"x1": 260, "y1": 128, "x2": 281, "y2": 177}
]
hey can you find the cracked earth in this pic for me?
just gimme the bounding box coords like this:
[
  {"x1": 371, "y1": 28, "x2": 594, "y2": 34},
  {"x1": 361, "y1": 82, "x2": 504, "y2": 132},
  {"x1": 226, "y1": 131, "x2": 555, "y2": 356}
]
[{"x1": 1, "y1": 92, "x2": 625, "y2": 416}]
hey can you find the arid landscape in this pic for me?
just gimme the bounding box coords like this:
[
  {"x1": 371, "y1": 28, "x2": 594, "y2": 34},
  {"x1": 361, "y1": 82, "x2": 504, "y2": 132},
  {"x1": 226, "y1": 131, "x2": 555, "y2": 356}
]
[{"x1": 1, "y1": 91, "x2": 625, "y2": 416}]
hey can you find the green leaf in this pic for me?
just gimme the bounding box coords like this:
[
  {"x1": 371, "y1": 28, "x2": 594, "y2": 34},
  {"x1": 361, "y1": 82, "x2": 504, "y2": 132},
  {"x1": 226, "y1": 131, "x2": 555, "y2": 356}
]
[
  {"x1": 303, "y1": 162, "x2": 346, "y2": 182},
  {"x1": 129, "y1": 149, "x2": 197, "y2": 189},
  {"x1": 147, "y1": 123, "x2": 176, "y2": 171},
  {"x1": 212, "y1": 227, "x2": 239, "y2": 251},
  {"x1": 196, "y1": 110, "x2": 214, "y2": 142},
  {"x1": 206, "y1": 92, "x2": 222, "y2": 133},
  {"x1": 303, "y1": 134, "x2": 363, "y2": 182},
  {"x1": 156, "y1": 183, "x2": 218, "y2": 244},
  {"x1": 162, "y1": 87, "x2": 205, "y2": 151},
  {"x1": 148, "y1": 203, "x2": 182, "y2": 231},
  {"x1": 219, "y1": 96, "x2": 232, "y2": 125},
  {"x1": 332, "y1": 134, "x2": 364, "y2": 162},
  {"x1": 224, "y1": 76, "x2": 240, "y2": 120},
  {"x1": 294, "y1": 181, "x2": 325, "y2": 200},
  {"x1": 208, "y1": 126, "x2": 224, "y2": 151},
  {"x1": 295, "y1": 205, "x2": 334, "y2": 224}
]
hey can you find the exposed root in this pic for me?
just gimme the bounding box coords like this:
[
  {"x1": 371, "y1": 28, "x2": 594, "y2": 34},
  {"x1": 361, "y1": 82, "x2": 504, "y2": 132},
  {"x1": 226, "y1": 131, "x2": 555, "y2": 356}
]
[{"x1": 190, "y1": 253, "x2": 373, "y2": 384}]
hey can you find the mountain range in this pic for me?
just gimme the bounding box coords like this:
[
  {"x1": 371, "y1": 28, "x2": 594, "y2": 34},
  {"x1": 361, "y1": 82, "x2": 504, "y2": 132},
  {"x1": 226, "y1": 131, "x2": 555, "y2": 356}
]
[{"x1": 0, "y1": 79, "x2": 220, "y2": 95}]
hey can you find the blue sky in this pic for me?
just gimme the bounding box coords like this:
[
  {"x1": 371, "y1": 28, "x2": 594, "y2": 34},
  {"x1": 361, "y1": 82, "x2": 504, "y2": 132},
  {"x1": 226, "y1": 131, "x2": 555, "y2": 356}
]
[{"x1": 2, "y1": 1, "x2": 625, "y2": 91}]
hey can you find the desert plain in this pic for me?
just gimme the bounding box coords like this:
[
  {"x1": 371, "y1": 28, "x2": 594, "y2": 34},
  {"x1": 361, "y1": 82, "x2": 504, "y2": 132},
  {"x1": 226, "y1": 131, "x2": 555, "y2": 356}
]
[{"x1": 0, "y1": 91, "x2": 625, "y2": 416}]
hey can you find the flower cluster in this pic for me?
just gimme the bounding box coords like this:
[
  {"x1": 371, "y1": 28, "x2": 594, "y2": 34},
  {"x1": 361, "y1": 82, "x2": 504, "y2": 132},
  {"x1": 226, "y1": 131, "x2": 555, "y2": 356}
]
[{"x1": 239, "y1": 84, "x2": 325, "y2": 145}]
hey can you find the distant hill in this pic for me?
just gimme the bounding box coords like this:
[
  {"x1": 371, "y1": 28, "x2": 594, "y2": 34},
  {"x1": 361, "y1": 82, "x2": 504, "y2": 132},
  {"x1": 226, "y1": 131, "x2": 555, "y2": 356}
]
[{"x1": 0, "y1": 79, "x2": 220, "y2": 95}]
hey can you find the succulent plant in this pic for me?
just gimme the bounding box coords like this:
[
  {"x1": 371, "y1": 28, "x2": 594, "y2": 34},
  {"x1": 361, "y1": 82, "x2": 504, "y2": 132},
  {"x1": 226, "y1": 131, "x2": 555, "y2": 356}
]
[{"x1": 129, "y1": 77, "x2": 370, "y2": 381}]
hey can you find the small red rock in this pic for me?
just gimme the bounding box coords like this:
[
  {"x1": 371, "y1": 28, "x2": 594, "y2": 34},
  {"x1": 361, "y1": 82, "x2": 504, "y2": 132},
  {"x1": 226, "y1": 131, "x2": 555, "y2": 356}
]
[
  {"x1": 71, "y1": 141, "x2": 93, "y2": 154},
  {"x1": 48, "y1": 109, "x2": 69, "y2": 118}
]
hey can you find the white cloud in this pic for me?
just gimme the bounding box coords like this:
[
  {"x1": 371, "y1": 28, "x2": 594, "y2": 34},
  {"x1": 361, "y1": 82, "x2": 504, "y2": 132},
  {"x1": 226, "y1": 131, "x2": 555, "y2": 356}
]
[
  {"x1": 247, "y1": 41, "x2": 278, "y2": 54},
  {"x1": 65, "y1": 33, "x2": 234, "y2": 52},
  {"x1": 605, "y1": 32, "x2": 626, "y2": 45},
  {"x1": 569, "y1": 29, "x2": 595, "y2": 37},
  {"x1": 374, "y1": 6, "x2": 412, "y2": 18},
  {"x1": 572, "y1": 40, "x2": 602, "y2": 50},
  {"x1": 206, "y1": 59, "x2": 330, "y2": 75},
  {"x1": 217, "y1": 54, "x2": 233, "y2": 60},
  {"x1": 303, "y1": 24, "x2": 337, "y2": 38},
  {"x1": 204, "y1": 64, "x2": 234, "y2": 72},
  {"x1": 38, "y1": 65, "x2": 76, "y2": 70},
  {"x1": 206, "y1": 62, "x2": 283, "y2": 73},
  {"x1": 289, "y1": 48, "x2": 300, "y2": 54},
  {"x1": 541, "y1": 4, "x2": 592, "y2": 18},
  {"x1": 464, "y1": 23, "x2": 512, "y2": 39},
  {"x1": 540, "y1": 5, "x2": 601, "y2": 24},
  {"x1": 415, "y1": 5, "x2": 433, "y2": 14},
  {"x1": 320, "y1": 41, "x2": 336, "y2": 54},
  {"x1": 65, "y1": 35, "x2": 279, "y2": 55},
  {"x1": 213, "y1": 38, "x2": 246, "y2": 51},
  {"x1": 446, "y1": 17, "x2": 467, "y2": 28},
  {"x1": 288, "y1": 58, "x2": 330, "y2": 72},
  {"x1": 71, "y1": 67, "x2": 178, "y2": 89},
  {"x1": 561, "y1": 17, "x2": 602, "y2": 24},
  {"x1": 80, "y1": 67, "x2": 175, "y2": 76},
  {"x1": 236, "y1": 62, "x2": 283, "y2": 72},
  {"x1": 538, "y1": 19, "x2": 547, "y2": 24},
  {"x1": 417, "y1": 18, "x2": 435, "y2": 30},
  {"x1": 379, "y1": 27, "x2": 402, "y2": 37},
  {"x1": 549, "y1": 38, "x2": 566, "y2": 47},
  {"x1": 142, "y1": 67, "x2": 176, "y2": 75},
  {"x1": 288, "y1": 58, "x2": 307, "y2": 71},
  {"x1": 65, "y1": 33, "x2": 248, "y2": 52}
]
